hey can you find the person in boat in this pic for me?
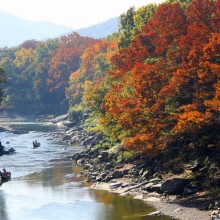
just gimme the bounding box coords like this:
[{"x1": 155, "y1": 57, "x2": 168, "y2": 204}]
[
  {"x1": 33, "y1": 140, "x2": 40, "y2": 147},
  {"x1": 2, "y1": 168, "x2": 7, "y2": 176}
]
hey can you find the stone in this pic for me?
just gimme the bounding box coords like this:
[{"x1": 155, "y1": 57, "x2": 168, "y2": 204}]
[
  {"x1": 109, "y1": 182, "x2": 122, "y2": 189},
  {"x1": 160, "y1": 178, "x2": 190, "y2": 195},
  {"x1": 148, "y1": 211, "x2": 161, "y2": 216},
  {"x1": 112, "y1": 170, "x2": 124, "y2": 178}
]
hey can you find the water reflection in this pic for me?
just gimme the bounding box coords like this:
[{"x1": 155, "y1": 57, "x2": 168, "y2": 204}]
[
  {"x1": 1, "y1": 160, "x2": 175, "y2": 220},
  {"x1": 89, "y1": 189, "x2": 173, "y2": 220},
  {"x1": 0, "y1": 122, "x2": 175, "y2": 220},
  {"x1": 0, "y1": 190, "x2": 9, "y2": 220}
]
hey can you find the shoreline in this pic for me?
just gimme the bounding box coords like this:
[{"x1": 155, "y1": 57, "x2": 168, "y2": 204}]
[
  {"x1": 0, "y1": 114, "x2": 215, "y2": 220},
  {"x1": 90, "y1": 180, "x2": 211, "y2": 220}
]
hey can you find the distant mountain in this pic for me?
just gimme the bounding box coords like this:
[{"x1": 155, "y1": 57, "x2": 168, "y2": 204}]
[
  {"x1": 0, "y1": 12, "x2": 74, "y2": 48},
  {"x1": 76, "y1": 17, "x2": 119, "y2": 39},
  {"x1": 0, "y1": 12, "x2": 119, "y2": 48}
]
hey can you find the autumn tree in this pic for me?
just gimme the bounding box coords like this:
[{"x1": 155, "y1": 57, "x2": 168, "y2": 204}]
[
  {"x1": 47, "y1": 32, "x2": 99, "y2": 113},
  {"x1": 33, "y1": 38, "x2": 60, "y2": 113},
  {"x1": 165, "y1": 0, "x2": 192, "y2": 8},
  {"x1": 102, "y1": 0, "x2": 220, "y2": 156},
  {"x1": 66, "y1": 38, "x2": 118, "y2": 119},
  {"x1": 161, "y1": 0, "x2": 220, "y2": 136}
]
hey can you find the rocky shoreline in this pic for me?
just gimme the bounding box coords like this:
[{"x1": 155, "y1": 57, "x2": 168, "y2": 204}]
[
  {"x1": 53, "y1": 116, "x2": 217, "y2": 220},
  {"x1": 69, "y1": 148, "x2": 213, "y2": 220},
  {"x1": 0, "y1": 113, "x2": 218, "y2": 220}
]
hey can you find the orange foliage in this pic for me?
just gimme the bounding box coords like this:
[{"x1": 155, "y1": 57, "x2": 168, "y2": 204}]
[
  {"x1": 48, "y1": 33, "x2": 99, "y2": 94},
  {"x1": 101, "y1": 0, "x2": 220, "y2": 156}
]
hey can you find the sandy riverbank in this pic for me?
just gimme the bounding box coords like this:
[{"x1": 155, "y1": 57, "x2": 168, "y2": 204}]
[{"x1": 91, "y1": 180, "x2": 211, "y2": 220}]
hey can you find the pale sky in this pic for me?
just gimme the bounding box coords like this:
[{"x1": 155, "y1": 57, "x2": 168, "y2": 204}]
[{"x1": 0, "y1": 0, "x2": 165, "y2": 29}]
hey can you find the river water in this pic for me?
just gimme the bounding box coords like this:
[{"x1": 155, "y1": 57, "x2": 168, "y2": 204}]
[{"x1": 0, "y1": 121, "x2": 174, "y2": 220}]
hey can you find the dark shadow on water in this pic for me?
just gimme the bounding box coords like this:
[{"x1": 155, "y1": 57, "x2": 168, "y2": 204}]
[
  {"x1": 0, "y1": 190, "x2": 9, "y2": 220},
  {"x1": 8, "y1": 122, "x2": 58, "y2": 132}
]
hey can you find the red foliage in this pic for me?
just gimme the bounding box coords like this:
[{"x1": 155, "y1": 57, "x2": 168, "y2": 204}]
[{"x1": 102, "y1": 0, "x2": 220, "y2": 156}]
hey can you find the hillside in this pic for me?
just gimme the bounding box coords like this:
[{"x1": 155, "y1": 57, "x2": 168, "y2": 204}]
[
  {"x1": 76, "y1": 17, "x2": 118, "y2": 39},
  {"x1": 0, "y1": 12, "x2": 119, "y2": 48},
  {"x1": 0, "y1": 12, "x2": 74, "y2": 48}
]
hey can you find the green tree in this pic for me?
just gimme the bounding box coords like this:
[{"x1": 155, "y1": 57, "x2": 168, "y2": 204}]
[
  {"x1": 0, "y1": 67, "x2": 6, "y2": 103},
  {"x1": 132, "y1": 4, "x2": 158, "y2": 37},
  {"x1": 118, "y1": 7, "x2": 136, "y2": 49},
  {"x1": 165, "y1": 0, "x2": 192, "y2": 8},
  {"x1": 118, "y1": 4, "x2": 159, "y2": 49}
]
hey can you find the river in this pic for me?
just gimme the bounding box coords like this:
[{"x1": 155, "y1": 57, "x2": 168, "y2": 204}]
[{"x1": 0, "y1": 121, "x2": 174, "y2": 220}]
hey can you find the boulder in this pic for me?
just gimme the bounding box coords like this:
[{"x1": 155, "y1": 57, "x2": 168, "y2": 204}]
[
  {"x1": 160, "y1": 178, "x2": 190, "y2": 195},
  {"x1": 104, "y1": 175, "x2": 113, "y2": 182},
  {"x1": 112, "y1": 170, "x2": 124, "y2": 178},
  {"x1": 98, "y1": 152, "x2": 109, "y2": 162},
  {"x1": 68, "y1": 110, "x2": 82, "y2": 124},
  {"x1": 62, "y1": 135, "x2": 71, "y2": 141},
  {"x1": 52, "y1": 114, "x2": 68, "y2": 123},
  {"x1": 104, "y1": 163, "x2": 113, "y2": 170},
  {"x1": 83, "y1": 136, "x2": 95, "y2": 147}
]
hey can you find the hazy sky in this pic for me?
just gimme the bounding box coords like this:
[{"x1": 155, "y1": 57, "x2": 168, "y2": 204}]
[{"x1": 0, "y1": 0, "x2": 165, "y2": 28}]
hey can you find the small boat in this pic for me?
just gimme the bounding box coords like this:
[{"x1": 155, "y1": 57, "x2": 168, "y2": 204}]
[
  {"x1": 33, "y1": 141, "x2": 41, "y2": 148},
  {"x1": 1, "y1": 172, "x2": 11, "y2": 183}
]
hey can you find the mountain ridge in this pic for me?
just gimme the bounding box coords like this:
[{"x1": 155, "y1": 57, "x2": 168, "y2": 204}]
[{"x1": 0, "y1": 12, "x2": 119, "y2": 48}]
